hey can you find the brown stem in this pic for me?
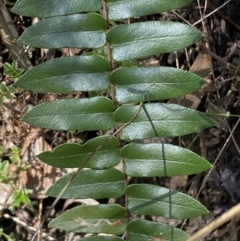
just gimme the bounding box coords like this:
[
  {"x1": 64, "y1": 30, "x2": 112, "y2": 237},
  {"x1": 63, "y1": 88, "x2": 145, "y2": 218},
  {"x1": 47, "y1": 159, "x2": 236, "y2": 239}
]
[
  {"x1": 0, "y1": 0, "x2": 32, "y2": 70},
  {"x1": 102, "y1": 0, "x2": 116, "y2": 103}
]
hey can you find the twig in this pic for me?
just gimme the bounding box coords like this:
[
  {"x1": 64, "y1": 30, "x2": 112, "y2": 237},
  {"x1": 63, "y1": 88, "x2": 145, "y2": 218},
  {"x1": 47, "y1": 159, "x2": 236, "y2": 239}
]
[
  {"x1": 3, "y1": 213, "x2": 55, "y2": 241},
  {"x1": 186, "y1": 203, "x2": 240, "y2": 241},
  {"x1": 197, "y1": 0, "x2": 215, "y2": 81},
  {"x1": 0, "y1": 0, "x2": 32, "y2": 70},
  {"x1": 227, "y1": 120, "x2": 240, "y2": 156},
  {"x1": 196, "y1": 118, "x2": 240, "y2": 198},
  {"x1": 207, "y1": 1, "x2": 240, "y2": 32},
  {"x1": 200, "y1": 45, "x2": 236, "y2": 71},
  {"x1": 193, "y1": 0, "x2": 232, "y2": 26}
]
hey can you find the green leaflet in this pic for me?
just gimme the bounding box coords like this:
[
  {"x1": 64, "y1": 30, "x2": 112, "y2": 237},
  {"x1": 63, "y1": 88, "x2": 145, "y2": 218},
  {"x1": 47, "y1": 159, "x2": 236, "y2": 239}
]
[
  {"x1": 13, "y1": 0, "x2": 214, "y2": 238},
  {"x1": 126, "y1": 184, "x2": 208, "y2": 219},
  {"x1": 108, "y1": 0, "x2": 194, "y2": 20},
  {"x1": 75, "y1": 237, "x2": 124, "y2": 241},
  {"x1": 107, "y1": 21, "x2": 202, "y2": 61},
  {"x1": 38, "y1": 136, "x2": 120, "y2": 169},
  {"x1": 15, "y1": 56, "x2": 110, "y2": 93},
  {"x1": 18, "y1": 13, "x2": 106, "y2": 48},
  {"x1": 49, "y1": 204, "x2": 127, "y2": 234},
  {"x1": 12, "y1": 0, "x2": 102, "y2": 17},
  {"x1": 110, "y1": 66, "x2": 204, "y2": 103},
  {"x1": 121, "y1": 143, "x2": 211, "y2": 177},
  {"x1": 47, "y1": 169, "x2": 125, "y2": 199},
  {"x1": 22, "y1": 97, "x2": 115, "y2": 131},
  {"x1": 105, "y1": 0, "x2": 121, "y2": 2},
  {"x1": 114, "y1": 103, "x2": 215, "y2": 141},
  {"x1": 127, "y1": 220, "x2": 190, "y2": 241}
]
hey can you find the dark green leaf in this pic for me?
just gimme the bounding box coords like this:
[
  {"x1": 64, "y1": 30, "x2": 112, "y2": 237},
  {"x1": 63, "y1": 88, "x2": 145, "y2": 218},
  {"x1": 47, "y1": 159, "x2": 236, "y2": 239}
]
[
  {"x1": 107, "y1": 21, "x2": 202, "y2": 61},
  {"x1": 12, "y1": 0, "x2": 102, "y2": 17},
  {"x1": 105, "y1": 0, "x2": 120, "y2": 2},
  {"x1": 114, "y1": 103, "x2": 215, "y2": 141},
  {"x1": 122, "y1": 143, "x2": 211, "y2": 177},
  {"x1": 108, "y1": 0, "x2": 194, "y2": 20},
  {"x1": 126, "y1": 184, "x2": 208, "y2": 218},
  {"x1": 47, "y1": 169, "x2": 125, "y2": 199},
  {"x1": 76, "y1": 237, "x2": 124, "y2": 241},
  {"x1": 15, "y1": 56, "x2": 110, "y2": 93},
  {"x1": 49, "y1": 204, "x2": 127, "y2": 234},
  {"x1": 19, "y1": 14, "x2": 106, "y2": 48},
  {"x1": 38, "y1": 136, "x2": 120, "y2": 169},
  {"x1": 110, "y1": 67, "x2": 204, "y2": 103},
  {"x1": 22, "y1": 97, "x2": 114, "y2": 131},
  {"x1": 127, "y1": 220, "x2": 190, "y2": 241}
]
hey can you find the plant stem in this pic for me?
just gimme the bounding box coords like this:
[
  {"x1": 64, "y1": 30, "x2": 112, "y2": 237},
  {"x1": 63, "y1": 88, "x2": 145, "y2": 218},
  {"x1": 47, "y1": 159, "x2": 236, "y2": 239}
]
[{"x1": 0, "y1": 0, "x2": 32, "y2": 70}]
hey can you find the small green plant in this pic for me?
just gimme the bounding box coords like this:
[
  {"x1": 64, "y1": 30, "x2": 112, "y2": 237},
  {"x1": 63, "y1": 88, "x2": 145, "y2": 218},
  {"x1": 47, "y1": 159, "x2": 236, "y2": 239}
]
[
  {"x1": 12, "y1": 0, "x2": 215, "y2": 240},
  {"x1": 0, "y1": 60, "x2": 23, "y2": 106},
  {"x1": 0, "y1": 146, "x2": 31, "y2": 240},
  {"x1": 0, "y1": 146, "x2": 30, "y2": 211},
  {"x1": 3, "y1": 60, "x2": 24, "y2": 79},
  {"x1": 0, "y1": 83, "x2": 16, "y2": 106},
  {"x1": 0, "y1": 228, "x2": 22, "y2": 241}
]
